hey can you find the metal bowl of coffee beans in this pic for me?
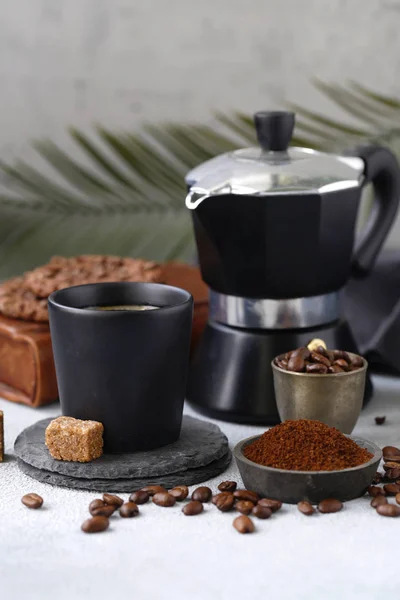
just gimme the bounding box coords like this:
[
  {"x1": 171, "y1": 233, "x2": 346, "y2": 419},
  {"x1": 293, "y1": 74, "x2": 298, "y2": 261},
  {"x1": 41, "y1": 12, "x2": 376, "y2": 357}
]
[
  {"x1": 234, "y1": 424, "x2": 382, "y2": 504},
  {"x1": 272, "y1": 344, "x2": 367, "y2": 434}
]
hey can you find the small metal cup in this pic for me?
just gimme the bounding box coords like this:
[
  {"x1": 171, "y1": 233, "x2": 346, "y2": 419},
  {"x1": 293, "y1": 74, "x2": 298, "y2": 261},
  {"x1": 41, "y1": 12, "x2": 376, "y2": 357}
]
[{"x1": 271, "y1": 354, "x2": 368, "y2": 434}]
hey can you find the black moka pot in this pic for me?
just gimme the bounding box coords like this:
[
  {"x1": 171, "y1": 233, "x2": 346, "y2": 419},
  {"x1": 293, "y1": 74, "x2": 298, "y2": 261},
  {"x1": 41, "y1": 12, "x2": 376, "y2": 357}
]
[{"x1": 185, "y1": 111, "x2": 400, "y2": 424}]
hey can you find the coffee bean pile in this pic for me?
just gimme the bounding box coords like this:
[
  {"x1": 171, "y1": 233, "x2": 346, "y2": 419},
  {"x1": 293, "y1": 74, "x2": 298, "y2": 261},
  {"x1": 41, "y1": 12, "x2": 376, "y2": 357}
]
[
  {"x1": 366, "y1": 445, "x2": 400, "y2": 517},
  {"x1": 275, "y1": 346, "x2": 364, "y2": 374}
]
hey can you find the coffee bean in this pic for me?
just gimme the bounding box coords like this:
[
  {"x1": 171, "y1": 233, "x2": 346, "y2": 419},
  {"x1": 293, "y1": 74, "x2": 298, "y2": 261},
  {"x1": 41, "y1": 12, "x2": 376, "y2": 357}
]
[
  {"x1": 91, "y1": 504, "x2": 116, "y2": 518},
  {"x1": 372, "y1": 472, "x2": 384, "y2": 485},
  {"x1": 349, "y1": 354, "x2": 364, "y2": 368},
  {"x1": 332, "y1": 350, "x2": 350, "y2": 363},
  {"x1": 152, "y1": 492, "x2": 176, "y2": 507},
  {"x1": 191, "y1": 487, "x2": 212, "y2": 503},
  {"x1": 218, "y1": 481, "x2": 237, "y2": 493},
  {"x1": 385, "y1": 468, "x2": 400, "y2": 480},
  {"x1": 310, "y1": 351, "x2": 331, "y2": 368},
  {"x1": 318, "y1": 498, "x2": 343, "y2": 513},
  {"x1": 384, "y1": 483, "x2": 400, "y2": 496},
  {"x1": 396, "y1": 493, "x2": 400, "y2": 505},
  {"x1": 307, "y1": 339, "x2": 327, "y2": 353},
  {"x1": 383, "y1": 462, "x2": 400, "y2": 471},
  {"x1": 328, "y1": 365, "x2": 344, "y2": 374},
  {"x1": 368, "y1": 486, "x2": 385, "y2": 497},
  {"x1": 291, "y1": 347, "x2": 311, "y2": 360},
  {"x1": 233, "y1": 515, "x2": 255, "y2": 534},
  {"x1": 235, "y1": 500, "x2": 255, "y2": 515},
  {"x1": 371, "y1": 495, "x2": 388, "y2": 508},
  {"x1": 212, "y1": 492, "x2": 232, "y2": 505},
  {"x1": 81, "y1": 516, "x2": 109, "y2": 533},
  {"x1": 103, "y1": 493, "x2": 123, "y2": 507},
  {"x1": 89, "y1": 499, "x2": 105, "y2": 513},
  {"x1": 383, "y1": 455, "x2": 400, "y2": 464},
  {"x1": 141, "y1": 485, "x2": 168, "y2": 496},
  {"x1": 129, "y1": 490, "x2": 150, "y2": 505},
  {"x1": 119, "y1": 502, "x2": 139, "y2": 518},
  {"x1": 306, "y1": 363, "x2": 328, "y2": 374},
  {"x1": 333, "y1": 359, "x2": 350, "y2": 371},
  {"x1": 182, "y1": 500, "x2": 203, "y2": 516},
  {"x1": 21, "y1": 493, "x2": 43, "y2": 509},
  {"x1": 252, "y1": 505, "x2": 272, "y2": 519},
  {"x1": 233, "y1": 490, "x2": 260, "y2": 503},
  {"x1": 287, "y1": 355, "x2": 305, "y2": 372},
  {"x1": 214, "y1": 493, "x2": 235, "y2": 512},
  {"x1": 276, "y1": 359, "x2": 288, "y2": 370},
  {"x1": 383, "y1": 446, "x2": 400, "y2": 459},
  {"x1": 297, "y1": 501, "x2": 315, "y2": 515},
  {"x1": 376, "y1": 503, "x2": 400, "y2": 517},
  {"x1": 169, "y1": 485, "x2": 189, "y2": 501},
  {"x1": 257, "y1": 498, "x2": 282, "y2": 512},
  {"x1": 375, "y1": 416, "x2": 386, "y2": 425}
]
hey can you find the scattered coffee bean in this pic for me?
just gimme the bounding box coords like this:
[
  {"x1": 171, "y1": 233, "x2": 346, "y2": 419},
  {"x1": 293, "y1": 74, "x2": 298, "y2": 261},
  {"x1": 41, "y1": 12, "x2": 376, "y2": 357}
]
[
  {"x1": 214, "y1": 493, "x2": 235, "y2": 512},
  {"x1": 235, "y1": 500, "x2": 255, "y2": 515},
  {"x1": 169, "y1": 485, "x2": 189, "y2": 501},
  {"x1": 129, "y1": 490, "x2": 149, "y2": 505},
  {"x1": 306, "y1": 363, "x2": 328, "y2": 374},
  {"x1": 152, "y1": 492, "x2": 176, "y2": 507},
  {"x1": 297, "y1": 501, "x2": 315, "y2": 515},
  {"x1": 318, "y1": 498, "x2": 343, "y2": 513},
  {"x1": 257, "y1": 498, "x2": 282, "y2": 512},
  {"x1": 89, "y1": 499, "x2": 105, "y2": 513},
  {"x1": 103, "y1": 493, "x2": 123, "y2": 507},
  {"x1": 375, "y1": 416, "x2": 386, "y2": 425},
  {"x1": 191, "y1": 487, "x2": 212, "y2": 503},
  {"x1": 367, "y1": 486, "x2": 386, "y2": 497},
  {"x1": 376, "y1": 503, "x2": 400, "y2": 517},
  {"x1": 141, "y1": 485, "x2": 168, "y2": 496},
  {"x1": 383, "y1": 462, "x2": 400, "y2": 471},
  {"x1": 91, "y1": 504, "x2": 116, "y2": 518},
  {"x1": 372, "y1": 472, "x2": 384, "y2": 485},
  {"x1": 212, "y1": 492, "x2": 232, "y2": 505},
  {"x1": 371, "y1": 495, "x2": 388, "y2": 508},
  {"x1": 119, "y1": 502, "x2": 139, "y2": 518},
  {"x1": 81, "y1": 516, "x2": 109, "y2": 533},
  {"x1": 384, "y1": 455, "x2": 400, "y2": 464},
  {"x1": 252, "y1": 505, "x2": 272, "y2": 519},
  {"x1": 383, "y1": 483, "x2": 400, "y2": 496},
  {"x1": 21, "y1": 493, "x2": 43, "y2": 509},
  {"x1": 384, "y1": 468, "x2": 400, "y2": 480},
  {"x1": 396, "y1": 493, "x2": 400, "y2": 505},
  {"x1": 182, "y1": 500, "x2": 204, "y2": 516},
  {"x1": 218, "y1": 481, "x2": 237, "y2": 493},
  {"x1": 233, "y1": 515, "x2": 255, "y2": 534},
  {"x1": 383, "y1": 446, "x2": 400, "y2": 459},
  {"x1": 233, "y1": 489, "x2": 260, "y2": 503}
]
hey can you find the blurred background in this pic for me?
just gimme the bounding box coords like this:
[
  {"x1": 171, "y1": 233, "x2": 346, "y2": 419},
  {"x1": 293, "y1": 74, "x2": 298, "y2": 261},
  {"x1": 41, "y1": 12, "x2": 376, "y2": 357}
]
[{"x1": 1, "y1": 0, "x2": 400, "y2": 277}]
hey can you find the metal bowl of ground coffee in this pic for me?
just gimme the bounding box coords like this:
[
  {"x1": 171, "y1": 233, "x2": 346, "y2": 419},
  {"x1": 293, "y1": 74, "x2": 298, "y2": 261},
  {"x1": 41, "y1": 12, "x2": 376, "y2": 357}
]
[{"x1": 234, "y1": 420, "x2": 382, "y2": 504}]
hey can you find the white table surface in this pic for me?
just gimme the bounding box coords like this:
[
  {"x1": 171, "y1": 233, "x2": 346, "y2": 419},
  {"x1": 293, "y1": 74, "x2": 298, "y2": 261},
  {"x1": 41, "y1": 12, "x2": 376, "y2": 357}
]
[{"x1": 1, "y1": 375, "x2": 400, "y2": 600}]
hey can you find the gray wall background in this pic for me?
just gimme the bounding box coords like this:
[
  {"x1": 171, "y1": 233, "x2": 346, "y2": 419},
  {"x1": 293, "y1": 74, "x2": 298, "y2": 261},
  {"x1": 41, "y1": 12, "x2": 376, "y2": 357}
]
[{"x1": 1, "y1": 0, "x2": 400, "y2": 243}]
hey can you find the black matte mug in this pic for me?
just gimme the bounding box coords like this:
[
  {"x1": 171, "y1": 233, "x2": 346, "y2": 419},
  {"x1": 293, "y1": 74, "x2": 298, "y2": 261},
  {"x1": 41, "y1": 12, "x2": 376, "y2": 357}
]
[{"x1": 48, "y1": 282, "x2": 193, "y2": 453}]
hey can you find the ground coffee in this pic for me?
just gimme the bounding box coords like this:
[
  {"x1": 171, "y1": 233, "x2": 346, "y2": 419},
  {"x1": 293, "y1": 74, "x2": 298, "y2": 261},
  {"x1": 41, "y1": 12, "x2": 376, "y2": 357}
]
[{"x1": 243, "y1": 419, "x2": 373, "y2": 471}]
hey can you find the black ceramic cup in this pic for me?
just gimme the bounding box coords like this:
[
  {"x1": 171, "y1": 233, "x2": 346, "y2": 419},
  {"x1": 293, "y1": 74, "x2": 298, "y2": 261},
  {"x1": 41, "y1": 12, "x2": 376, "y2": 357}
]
[{"x1": 48, "y1": 282, "x2": 193, "y2": 453}]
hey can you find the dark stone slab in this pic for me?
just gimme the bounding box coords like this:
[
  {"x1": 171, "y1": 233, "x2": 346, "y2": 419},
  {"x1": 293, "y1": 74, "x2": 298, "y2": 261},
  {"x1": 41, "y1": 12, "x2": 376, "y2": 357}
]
[
  {"x1": 14, "y1": 415, "x2": 229, "y2": 480},
  {"x1": 17, "y1": 450, "x2": 232, "y2": 492}
]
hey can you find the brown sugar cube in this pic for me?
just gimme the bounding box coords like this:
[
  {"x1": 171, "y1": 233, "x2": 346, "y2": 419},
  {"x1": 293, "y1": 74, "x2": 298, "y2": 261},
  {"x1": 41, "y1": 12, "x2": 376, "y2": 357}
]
[
  {"x1": 45, "y1": 416, "x2": 104, "y2": 462},
  {"x1": 0, "y1": 410, "x2": 3, "y2": 461}
]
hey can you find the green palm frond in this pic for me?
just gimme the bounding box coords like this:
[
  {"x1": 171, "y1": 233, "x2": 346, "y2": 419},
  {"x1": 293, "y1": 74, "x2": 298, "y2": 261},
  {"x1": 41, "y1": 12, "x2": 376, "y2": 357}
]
[{"x1": 2, "y1": 78, "x2": 400, "y2": 279}]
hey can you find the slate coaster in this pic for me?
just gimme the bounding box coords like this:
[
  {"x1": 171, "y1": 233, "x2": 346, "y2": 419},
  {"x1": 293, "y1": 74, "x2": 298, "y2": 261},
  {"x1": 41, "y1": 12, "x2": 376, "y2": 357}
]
[
  {"x1": 17, "y1": 450, "x2": 232, "y2": 492},
  {"x1": 14, "y1": 416, "x2": 229, "y2": 480}
]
